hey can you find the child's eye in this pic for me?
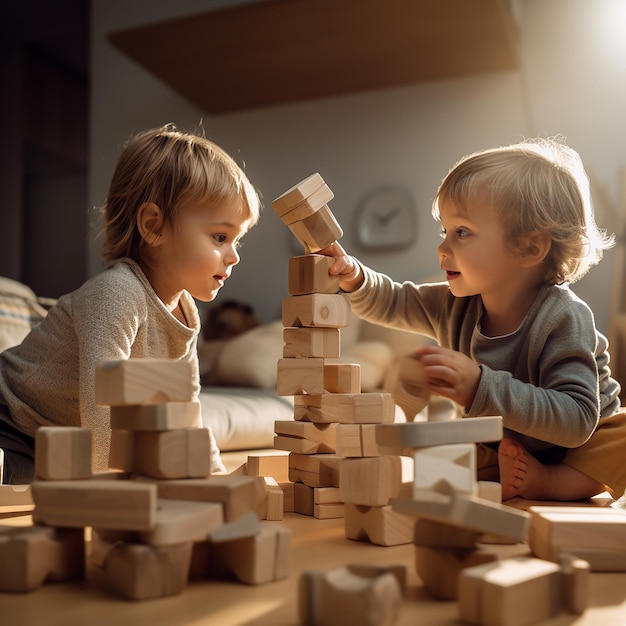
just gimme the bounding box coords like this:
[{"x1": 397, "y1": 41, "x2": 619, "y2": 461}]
[
  {"x1": 213, "y1": 234, "x2": 227, "y2": 243},
  {"x1": 455, "y1": 228, "x2": 469, "y2": 239}
]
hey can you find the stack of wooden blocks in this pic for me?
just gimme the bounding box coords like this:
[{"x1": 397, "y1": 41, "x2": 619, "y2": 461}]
[
  {"x1": 0, "y1": 358, "x2": 290, "y2": 600},
  {"x1": 271, "y1": 174, "x2": 413, "y2": 544}
]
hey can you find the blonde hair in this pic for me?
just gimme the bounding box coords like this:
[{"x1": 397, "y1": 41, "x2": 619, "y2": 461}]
[
  {"x1": 100, "y1": 124, "x2": 261, "y2": 264},
  {"x1": 433, "y1": 137, "x2": 614, "y2": 285}
]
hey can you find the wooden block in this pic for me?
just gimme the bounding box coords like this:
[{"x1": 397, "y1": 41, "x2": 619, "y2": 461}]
[
  {"x1": 208, "y1": 510, "x2": 260, "y2": 543},
  {"x1": 294, "y1": 482, "x2": 314, "y2": 516},
  {"x1": 376, "y1": 416, "x2": 503, "y2": 454},
  {"x1": 277, "y1": 357, "x2": 325, "y2": 396},
  {"x1": 110, "y1": 401, "x2": 201, "y2": 430},
  {"x1": 314, "y1": 486, "x2": 342, "y2": 505},
  {"x1": 289, "y1": 453, "x2": 343, "y2": 488},
  {"x1": 0, "y1": 525, "x2": 84, "y2": 592},
  {"x1": 0, "y1": 484, "x2": 34, "y2": 514},
  {"x1": 283, "y1": 326, "x2": 340, "y2": 358},
  {"x1": 528, "y1": 505, "x2": 626, "y2": 570},
  {"x1": 299, "y1": 564, "x2": 403, "y2": 626},
  {"x1": 335, "y1": 424, "x2": 381, "y2": 457},
  {"x1": 288, "y1": 254, "x2": 339, "y2": 295},
  {"x1": 413, "y1": 517, "x2": 480, "y2": 549},
  {"x1": 287, "y1": 204, "x2": 344, "y2": 253},
  {"x1": 272, "y1": 172, "x2": 329, "y2": 217},
  {"x1": 413, "y1": 443, "x2": 476, "y2": 498},
  {"x1": 136, "y1": 499, "x2": 224, "y2": 546},
  {"x1": 108, "y1": 429, "x2": 135, "y2": 472},
  {"x1": 392, "y1": 493, "x2": 530, "y2": 544},
  {"x1": 280, "y1": 480, "x2": 295, "y2": 512},
  {"x1": 282, "y1": 293, "x2": 351, "y2": 328},
  {"x1": 134, "y1": 428, "x2": 211, "y2": 479},
  {"x1": 246, "y1": 453, "x2": 290, "y2": 483},
  {"x1": 274, "y1": 420, "x2": 337, "y2": 454},
  {"x1": 314, "y1": 502, "x2": 345, "y2": 519},
  {"x1": 383, "y1": 354, "x2": 430, "y2": 421},
  {"x1": 149, "y1": 475, "x2": 261, "y2": 522},
  {"x1": 344, "y1": 503, "x2": 414, "y2": 546},
  {"x1": 104, "y1": 541, "x2": 192, "y2": 601},
  {"x1": 277, "y1": 182, "x2": 335, "y2": 225},
  {"x1": 32, "y1": 479, "x2": 157, "y2": 531},
  {"x1": 323, "y1": 363, "x2": 361, "y2": 394},
  {"x1": 34, "y1": 426, "x2": 92, "y2": 481},
  {"x1": 294, "y1": 392, "x2": 395, "y2": 424},
  {"x1": 258, "y1": 476, "x2": 284, "y2": 521},
  {"x1": 204, "y1": 523, "x2": 291, "y2": 585},
  {"x1": 95, "y1": 358, "x2": 194, "y2": 406},
  {"x1": 458, "y1": 556, "x2": 562, "y2": 625},
  {"x1": 559, "y1": 553, "x2": 590, "y2": 614},
  {"x1": 339, "y1": 456, "x2": 410, "y2": 507},
  {"x1": 416, "y1": 544, "x2": 499, "y2": 601}
]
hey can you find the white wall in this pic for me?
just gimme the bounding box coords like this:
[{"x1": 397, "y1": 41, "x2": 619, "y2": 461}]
[{"x1": 90, "y1": 0, "x2": 626, "y2": 334}]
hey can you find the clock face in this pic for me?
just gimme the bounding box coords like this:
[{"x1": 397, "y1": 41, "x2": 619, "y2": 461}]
[{"x1": 355, "y1": 187, "x2": 416, "y2": 250}]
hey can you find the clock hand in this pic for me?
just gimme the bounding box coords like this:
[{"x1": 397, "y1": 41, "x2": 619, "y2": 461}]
[{"x1": 376, "y1": 206, "x2": 399, "y2": 225}]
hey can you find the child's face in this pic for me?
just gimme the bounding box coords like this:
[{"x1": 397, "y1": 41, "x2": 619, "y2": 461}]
[
  {"x1": 437, "y1": 196, "x2": 522, "y2": 300},
  {"x1": 153, "y1": 195, "x2": 252, "y2": 304}
]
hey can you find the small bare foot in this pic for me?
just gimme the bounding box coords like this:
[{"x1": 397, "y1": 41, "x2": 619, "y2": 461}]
[{"x1": 498, "y1": 437, "x2": 554, "y2": 501}]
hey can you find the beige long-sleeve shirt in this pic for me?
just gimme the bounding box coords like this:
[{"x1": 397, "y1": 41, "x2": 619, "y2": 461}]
[
  {"x1": 349, "y1": 265, "x2": 621, "y2": 453},
  {"x1": 0, "y1": 258, "x2": 217, "y2": 472}
]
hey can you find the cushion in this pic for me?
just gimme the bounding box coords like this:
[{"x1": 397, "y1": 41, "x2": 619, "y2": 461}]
[
  {"x1": 0, "y1": 277, "x2": 51, "y2": 352},
  {"x1": 201, "y1": 319, "x2": 393, "y2": 392}
]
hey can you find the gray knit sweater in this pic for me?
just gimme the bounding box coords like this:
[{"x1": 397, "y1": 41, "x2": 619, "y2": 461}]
[
  {"x1": 0, "y1": 258, "x2": 222, "y2": 472},
  {"x1": 349, "y1": 266, "x2": 621, "y2": 452}
]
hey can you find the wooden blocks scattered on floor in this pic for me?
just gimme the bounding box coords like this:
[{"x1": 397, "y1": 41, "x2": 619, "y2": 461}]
[
  {"x1": 299, "y1": 563, "x2": 406, "y2": 626},
  {"x1": 344, "y1": 503, "x2": 414, "y2": 546},
  {"x1": 11, "y1": 358, "x2": 293, "y2": 602}
]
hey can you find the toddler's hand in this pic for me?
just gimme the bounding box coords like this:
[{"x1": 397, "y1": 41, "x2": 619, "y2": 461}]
[
  {"x1": 414, "y1": 345, "x2": 481, "y2": 409},
  {"x1": 317, "y1": 242, "x2": 363, "y2": 292}
]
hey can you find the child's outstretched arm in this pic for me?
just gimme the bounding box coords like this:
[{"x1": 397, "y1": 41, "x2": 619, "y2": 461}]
[
  {"x1": 415, "y1": 345, "x2": 482, "y2": 409},
  {"x1": 317, "y1": 242, "x2": 364, "y2": 293}
]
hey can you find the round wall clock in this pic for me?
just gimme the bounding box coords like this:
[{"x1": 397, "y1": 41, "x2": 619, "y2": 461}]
[{"x1": 355, "y1": 187, "x2": 417, "y2": 250}]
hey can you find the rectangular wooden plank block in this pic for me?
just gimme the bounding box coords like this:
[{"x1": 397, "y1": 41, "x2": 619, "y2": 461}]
[
  {"x1": 32, "y1": 479, "x2": 157, "y2": 530},
  {"x1": 282, "y1": 293, "x2": 351, "y2": 328},
  {"x1": 376, "y1": 416, "x2": 503, "y2": 453},
  {"x1": 283, "y1": 326, "x2": 341, "y2": 358},
  {"x1": 294, "y1": 392, "x2": 395, "y2": 424},
  {"x1": 110, "y1": 401, "x2": 201, "y2": 430},
  {"x1": 95, "y1": 358, "x2": 193, "y2": 406},
  {"x1": 528, "y1": 506, "x2": 626, "y2": 569},
  {"x1": 148, "y1": 475, "x2": 260, "y2": 522}
]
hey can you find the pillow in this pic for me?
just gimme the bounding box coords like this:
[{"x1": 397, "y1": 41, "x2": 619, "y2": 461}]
[
  {"x1": 214, "y1": 321, "x2": 285, "y2": 388},
  {"x1": 210, "y1": 319, "x2": 393, "y2": 392},
  {"x1": 0, "y1": 277, "x2": 51, "y2": 352}
]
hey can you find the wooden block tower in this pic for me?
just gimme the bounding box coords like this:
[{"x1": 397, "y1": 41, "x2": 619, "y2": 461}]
[
  {"x1": 1, "y1": 358, "x2": 290, "y2": 600},
  {"x1": 272, "y1": 174, "x2": 409, "y2": 536}
]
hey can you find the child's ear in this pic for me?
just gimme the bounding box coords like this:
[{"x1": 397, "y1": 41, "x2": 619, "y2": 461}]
[
  {"x1": 137, "y1": 202, "x2": 165, "y2": 246},
  {"x1": 519, "y1": 231, "x2": 551, "y2": 267}
]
